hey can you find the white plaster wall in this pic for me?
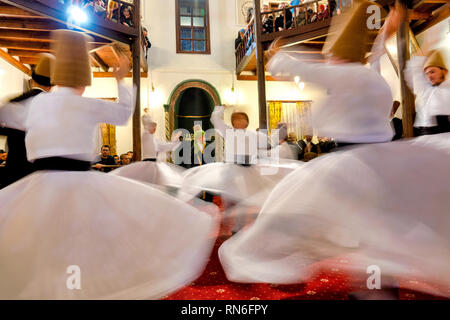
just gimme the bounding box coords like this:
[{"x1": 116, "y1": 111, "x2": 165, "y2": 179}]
[{"x1": 0, "y1": 51, "x2": 27, "y2": 150}]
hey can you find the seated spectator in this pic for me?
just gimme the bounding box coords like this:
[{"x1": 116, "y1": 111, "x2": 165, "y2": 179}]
[
  {"x1": 120, "y1": 153, "x2": 130, "y2": 165},
  {"x1": 127, "y1": 151, "x2": 134, "y2": 163},
  {"x1": 94, "y1": 145, "x2": 117, "y2": 173},
  {"x1": 317, "y1": 137, "x2": 337, "y2": 153},
  {"x1": 287, "y1": 132, "x2": 303, "y2": 159},
  {"x1": 120, "y1": 5, "x2": 134, "y2": 27},
  {"x1": 303, "y1": 151, "x2": 318, "y2": 162},
  {"x1": 275, "y1": 3, "x2": 293, "y2": 31},
  {"x1": 0, "y1": 150, "x2": 7, "y2": 165},
  {"x1": 142, "y1": 27, "x2": 151, "y2": 58},
  {"x1": 113, "y1": 154, "x2": 119, "y2": 163},
  {"x1": 298, "y1": 135, "x2": 318, "y2": 159}
]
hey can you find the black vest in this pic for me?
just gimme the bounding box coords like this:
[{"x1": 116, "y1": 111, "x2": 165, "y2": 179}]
[{"x1": 0, "y1": 89, "x2": 43, "y2": 189}]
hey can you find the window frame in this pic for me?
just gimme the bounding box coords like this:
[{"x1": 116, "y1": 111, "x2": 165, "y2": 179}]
[{"x1": 175, "y1": 0, "x2": 211, "y2": 54}]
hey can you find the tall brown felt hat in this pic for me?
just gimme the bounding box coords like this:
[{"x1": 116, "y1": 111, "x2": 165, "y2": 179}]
[
  {"x1": 35, "y1": 53, "x2": 55, "y2": 78},
  {"x1": 51, "y1": 30, "x2": 93, "y2": 87},
  {"x1": 32, "y1": 53, "x2": 55, "y2": 86},
  {"x1": 424, "y1": 50, "x2": 447, "y2": 71},
  {"x1": 322, "y1": 0, "x2": 386, "y2": 63}
]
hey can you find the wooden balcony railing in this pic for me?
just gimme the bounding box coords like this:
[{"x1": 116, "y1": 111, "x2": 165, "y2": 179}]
[
  {"x1": 235, "y1": 0, "x2": 332, "y2": 69},
  {"x1": 2, "y1": 0, "x2": 141, "y2": 43}
]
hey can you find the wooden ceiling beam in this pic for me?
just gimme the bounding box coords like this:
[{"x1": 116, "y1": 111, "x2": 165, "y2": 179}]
[
  {"x1": 408, "y1": 9, "x2": 430, "y2": 21},
  {"x1": 0, "y1": 28, "x2": 111, "y2": 45},
  {"x1": 412, "y1": 3, "x2": 450, "y2": 35},
  {"x1": 0, "y1": 18, "x2": 64, "y2": 31},
  {"x1": 93, "y1": 72, "x2": 148, "y2": 78},
  {"x1": 0, "y1": 4, "x2": 44, "y2": 18},
  {"x1": 0, "y1": 29, "x2": 52, "y2": 41},
  {"x1": 91, "y1": 51, "x2": 109, "y2": 72},
  {"x1": 237, "y1": 75, "x2": 292, "y2": 81},
  {"x1": 0, "y1": 48, "x2": 31, "y2": 75},
  {"x1": 7, "y1": 49, "x2": 49, "y2": 57},
  {"x1": 0, "y1": 39, "x2": 109, "y2": 52},
  {"x1": 19, "y1": 56, "x2": 39, "y2": 65},
  {"x1": 0, "y1": 39, "x2": 50, "y2": 51}
]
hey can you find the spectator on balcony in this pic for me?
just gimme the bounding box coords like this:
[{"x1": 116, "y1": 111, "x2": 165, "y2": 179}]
[
  {"x1": 296, "y1": 6, "x2": 307, "y2": 26},
  {"x1": 262, "y1": 4, "x2": 274, "y2": 34},
  {"x1": 83, "y1": 0, "x2": 106, "y2": 17},
  {"x1": 246, "y1": 7, "x2": 254, "y2": 24},
  {"x1": 336, "y1": 0, "x2": 353, "y2": 15},
  {"x1": 317, "y1": 4, "x2": 329, "y2": 21},
  {"x1": 290, "y1": 0, "x2": 300, "y2": 16},
  {"x1": 275, "y1": 3, "x2": 293, "y2": 32},
  {"x1": 143, "y1": 27, "x2": 151, "y2": 58},
  {"x1": 107, "y1": 0, "x2": 120, "y2": 21},
  {"x1": 235, "y1": 29, "x2": 245, "y2": 50},
  {"x1": 120, "y1": 5, "x2": 134, "y2": 27}
]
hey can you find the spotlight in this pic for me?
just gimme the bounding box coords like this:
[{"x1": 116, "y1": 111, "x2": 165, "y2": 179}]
[{"x1": 67, "y1": 6, "x2": 88, "y2": 25}]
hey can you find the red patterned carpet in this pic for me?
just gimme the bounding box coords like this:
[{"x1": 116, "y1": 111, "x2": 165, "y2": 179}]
[{"x1": 164, "y1": 197, "x2": 449, "y2": 300}]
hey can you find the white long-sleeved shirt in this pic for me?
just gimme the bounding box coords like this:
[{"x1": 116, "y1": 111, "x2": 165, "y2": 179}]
[
  {"x1": 0, "y1": 87, "x2": 45, "y2": 131},
  {"x1": 141, "y1": 132, "x2": 180, "y2": 160},
  {"x1": 211, "y1": 105, "x2": 268, "y2": 164},
  {"x1": 405, "y1": 56, "x2": 450, "y2": 128},
  {"x1": 25, "y1": 82, "x2": 134, "y2": 162},
  {"x1": 268, "y1": 52, "x2": 394, "y2": 143}
]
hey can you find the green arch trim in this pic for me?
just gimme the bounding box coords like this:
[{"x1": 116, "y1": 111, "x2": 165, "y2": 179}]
[{"x1": 167, "y1": 79, "x2": 222, "y2": 106}]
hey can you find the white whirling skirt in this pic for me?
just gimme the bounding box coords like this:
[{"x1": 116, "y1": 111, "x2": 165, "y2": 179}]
[
  {"x1": 0, "y1": 171, "x2": 218, "y2": 299},
  {"x1": 110, "y1": 161, "x2": 185, "y2": 188},
  {"x1": 219, "y1": 134, "x2": 450, "y2": 297},
  {"x1": 180, "y1": 160, "x2": 304, "y2": 205}
]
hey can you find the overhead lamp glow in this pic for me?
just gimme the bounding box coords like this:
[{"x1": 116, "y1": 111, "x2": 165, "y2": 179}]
[
  {"x1": 148, "y1": 87, "x2": 163, "y2": 108},
  {"x1": 224, "y1": 87, "x2": 238, "y2": 105},
  {"x1": 67, "y1": 6, "x2": 88, "y2": 24},
  {"x1": 294, "y1": 76, "x2": 300, "y2": 84},
  {"x1": 298, "y1": 82, "x2": 305, "y2": 91}
]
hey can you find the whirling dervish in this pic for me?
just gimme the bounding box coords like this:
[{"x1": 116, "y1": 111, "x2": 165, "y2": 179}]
[
  {"x1": 218, "y1": 1, "x2": 450, "y2": 298},
  {"x1": 0, "y1": 29, "x2": 218, "y2": 300}
]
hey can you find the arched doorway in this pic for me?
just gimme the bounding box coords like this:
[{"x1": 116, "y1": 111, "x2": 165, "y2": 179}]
[
  {"x1": 176, "y1": 87, "x2": 214, "y2": 134},
  {"x1": 166, "y1": 80, "x2": 222, "y2": 166},
  {"x1": 167, "y1": 80, "x2": 221, "y2": 135}
]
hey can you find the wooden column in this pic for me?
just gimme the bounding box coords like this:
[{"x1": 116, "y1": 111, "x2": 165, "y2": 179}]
[
  {"x1": 132, "y1": 0, "x2": 142, "y2": 160},
  {"x1": 254, "y1": 0, "x2": 267, "y2": 130},
  {"x1": 396, "y1": 10, "x2": 415, "y2": 138}
]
